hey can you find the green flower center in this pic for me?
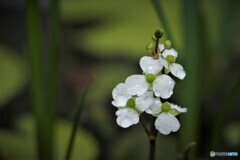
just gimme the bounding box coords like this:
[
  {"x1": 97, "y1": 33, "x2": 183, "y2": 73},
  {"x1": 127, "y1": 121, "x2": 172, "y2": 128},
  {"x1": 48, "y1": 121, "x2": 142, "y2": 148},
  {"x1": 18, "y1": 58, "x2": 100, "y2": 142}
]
[
  {"x1": 126, "y1": 98, "x2": 135, "y2": 108},
  {"x1": 146, "y1": 74, "x2": 156, "y2": 84},
  {"x1": 161, "y1": 102, "x2": 171, "y2": 112},
  {"x1": 166, "y1": 55, "x2": 175, "y2": 64}
]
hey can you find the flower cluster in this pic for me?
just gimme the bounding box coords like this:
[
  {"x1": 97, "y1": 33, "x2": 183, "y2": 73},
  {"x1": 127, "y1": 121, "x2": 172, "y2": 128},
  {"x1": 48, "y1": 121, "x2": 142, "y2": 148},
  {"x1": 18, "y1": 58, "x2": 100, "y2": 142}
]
[{"x1": 112, "y1": 32, "x2": 187, "y2": 135}]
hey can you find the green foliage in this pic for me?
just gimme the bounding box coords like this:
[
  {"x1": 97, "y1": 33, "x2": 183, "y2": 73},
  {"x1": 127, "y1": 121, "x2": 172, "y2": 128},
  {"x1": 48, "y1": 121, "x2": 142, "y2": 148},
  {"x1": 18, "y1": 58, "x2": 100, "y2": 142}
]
[{"x1": 0, "y1": 115, "x2": 99, "y2": 159}]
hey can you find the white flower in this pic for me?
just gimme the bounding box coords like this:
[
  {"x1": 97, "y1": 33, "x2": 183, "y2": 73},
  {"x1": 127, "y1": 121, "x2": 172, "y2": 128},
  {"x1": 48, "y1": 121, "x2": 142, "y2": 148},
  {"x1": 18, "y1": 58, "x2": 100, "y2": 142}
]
[
  {"x1": 170, "y1": 103, "x2": 187, "y2": 113},
  {"x1": 145, "y1": 98, "x2": 162, "y2": 115},
  {"x1": 125, "y1": 75, "x2": 149, "y2": 96},
  {"x1": 116, "y1": 108, "x2": 139, "y2": 128},
  {"x1": 158, "y1": 45, "x2": 186, "y2": 80},
  {"x1": 140, "y1": 56, "x2": 163, "y2": 74},
  {"x1": 112, "y1": 83, "x2": 131, "y2": 107},
  {"x1": 155, "y1": 113, "x2": 180, "y2": 135},
  {"x1": 154, "y1": 102, "x2": 187, "y2": 135},
  {"x1": 162, "y1": 59, "x2": 186, "y2": 80},
  {"x1": 125, "y1": 74, "x2": 175, "y2": 99},
  {"x1": 135, "y1": 91, "x2": 154, "y2": 112},
  {"x1": 152, "y1": 74, "x2": 175, "y2": 99},
  {"x1": 162, "y1": 49, "x2": 178, "y2": 58}
]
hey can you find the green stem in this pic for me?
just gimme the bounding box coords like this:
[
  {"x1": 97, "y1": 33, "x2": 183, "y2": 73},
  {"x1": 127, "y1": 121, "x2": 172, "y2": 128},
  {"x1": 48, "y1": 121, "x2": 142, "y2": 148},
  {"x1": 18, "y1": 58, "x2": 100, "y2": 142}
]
[
  {"x1": 26, "y1": 0, "x2": 51, "y2": 158},
  {"x1": 65, "y1": 85, "x2": 89, "y2": 160},
  {"x1": 45, "y1": 0, "x2": 60, "y2": 155},
  {"x1": 179, "y1": 0, "x2": 201, "y2": 157},
  {"x1": 140, "y1": 116, "x2": 158, "y2": 160}
]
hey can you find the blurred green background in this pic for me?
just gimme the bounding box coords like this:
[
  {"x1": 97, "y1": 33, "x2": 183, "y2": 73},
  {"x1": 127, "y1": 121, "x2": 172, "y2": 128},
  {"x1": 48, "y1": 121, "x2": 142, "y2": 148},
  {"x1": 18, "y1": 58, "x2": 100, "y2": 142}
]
[{"x1": 0, "y1": 0, "x2": 240, "y2": 159}]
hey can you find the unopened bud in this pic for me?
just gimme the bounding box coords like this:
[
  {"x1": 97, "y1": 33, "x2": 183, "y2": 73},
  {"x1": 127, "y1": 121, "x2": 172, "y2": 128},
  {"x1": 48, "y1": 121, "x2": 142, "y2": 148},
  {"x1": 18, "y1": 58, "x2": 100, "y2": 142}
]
[{"x1": 164, "y1": 40, "x2": 171, "y2": 49}]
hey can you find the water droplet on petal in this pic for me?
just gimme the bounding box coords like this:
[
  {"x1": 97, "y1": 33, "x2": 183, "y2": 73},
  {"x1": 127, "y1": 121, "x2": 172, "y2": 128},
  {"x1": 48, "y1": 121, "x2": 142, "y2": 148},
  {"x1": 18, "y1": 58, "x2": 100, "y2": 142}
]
[{"x1": 148, "y1": 66, "x2": 153, "y2": 70}]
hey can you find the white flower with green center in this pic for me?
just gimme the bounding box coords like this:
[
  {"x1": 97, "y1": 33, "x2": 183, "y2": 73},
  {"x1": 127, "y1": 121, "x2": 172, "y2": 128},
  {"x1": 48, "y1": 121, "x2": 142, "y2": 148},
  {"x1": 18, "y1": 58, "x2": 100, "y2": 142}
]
[
  {"x1": 125, "y1": 55, "x2": 175, "y2": 99},
  {"x1": 158, "y1": 44, "x2": 186, "y2": 80},
  {"x1": 125, "y1": 74, "x2": 175, "y2": 99},
  {"x1": 139, "y1": 56, "x2": 163, "y2": 74},
  {"x1": 154, "y1": 102, "x2": 187, "y2": 135},
  {"x1": 112, "y1": 83, "x2": 155, "y2": 128},
  {"x1": 116, "y1": 108, "x2": 139, "y2": 128}
]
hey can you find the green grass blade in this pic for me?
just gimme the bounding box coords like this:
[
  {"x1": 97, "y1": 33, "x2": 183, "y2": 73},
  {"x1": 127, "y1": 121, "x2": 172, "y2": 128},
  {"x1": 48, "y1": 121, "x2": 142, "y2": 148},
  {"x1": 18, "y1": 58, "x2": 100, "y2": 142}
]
[
  {"x1": 65, "y1": 85, "x2": 90, "y2": 160},
  {"x1": 26, "y1": 0, "x2": 51, "y2": 158},
  {"x1": 179, "y1": 0, "x2": 201, "y2": 157}
]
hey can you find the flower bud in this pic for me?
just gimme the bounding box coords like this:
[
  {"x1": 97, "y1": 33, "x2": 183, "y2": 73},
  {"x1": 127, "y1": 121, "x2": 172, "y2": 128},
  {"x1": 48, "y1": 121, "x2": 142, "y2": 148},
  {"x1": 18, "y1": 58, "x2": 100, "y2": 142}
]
[
  {"x1": 146, "y1": 74, "x2": 156, "y2": 83},
  {"x1": 154, "y1": 29, "x2": 164, "y2": 38},
  {"x1": 146, "y1": 43, "x2": 154, "y2": 51},
  {"x1": 164, "y1": 40, "x2": 171, "y2": 49},
  {"x1": 161, "y1": 102, "x2": 171, "y2": 112}
]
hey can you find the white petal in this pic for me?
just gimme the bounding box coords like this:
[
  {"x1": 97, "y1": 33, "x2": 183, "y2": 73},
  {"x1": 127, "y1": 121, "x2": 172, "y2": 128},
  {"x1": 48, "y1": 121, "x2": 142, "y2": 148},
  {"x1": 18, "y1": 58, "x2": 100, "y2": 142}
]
[
  {"x1": 159, "y1": 44, "x2": 165, "y2": 52},
  {"x1": 125, "y1": 75, "x2": 148, "y2": 96},
  {"x1": 116, "y1": 108, "x2": 139, "y2": 128},
  {"x1": 169, "y1": 63, "x2": 186, "y2": 80},
  {"x1": 155, "y1": 113, "x2": 180, "y2": 135},
  {"x1": 153, "y1": 75, "x2": 175, "y2": 99},
  {"x1": 112, "y1": 83, "x2": 131, "y2": 107},
  {"x1": 162, "y1": 49, "x2": 178, "y2": 58},
  {"x1": 112, "y1": 95, "x2": 129, "y2": 107},
  {"x1": 112, "y1": 83, "x2": 131, "y2": 99},
  {"x1": 146, "y1": 98, "x2": 162, "y2": 115},
  {"x1": 135, "y1": 91, "x2": 154, "y2": 112},
  {"x1": 170, "y1": 103, "x2": 187, "y2": 113},
  {"x1": 140, "y1": 56, "x2": 163, "y2": 74},
  {"x1": 159, "y1": 58, "x2": 169, "y2": 69}
]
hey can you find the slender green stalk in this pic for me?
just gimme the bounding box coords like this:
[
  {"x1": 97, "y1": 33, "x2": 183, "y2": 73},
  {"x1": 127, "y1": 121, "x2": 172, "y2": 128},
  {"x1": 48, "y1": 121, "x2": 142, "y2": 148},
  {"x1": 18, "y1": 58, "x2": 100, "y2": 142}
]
[
  {"x1": 179, "y1": 0, "x2": 201, "y2": 157},
  {"x1": 151, "y1": 0, "x2": 174, "y2": 43},
  {"x1": 210, "y1": 75, "x2": 240, "y2": 149},
  {"x1": 218, "y1": 0, "x2": 238, "y2": 55},
  {"x1": 149, "y1": 117, "x2": 158, "y2": 160},
  {"x1": 26, "y1": 0, "x2": 51, "y2": 158},
  {"x1": 65, "y1": 85, "x2": 90, "y2": 160},
  {"x1": 45, "y1": 0, "x2": 61, "y2": 156}
]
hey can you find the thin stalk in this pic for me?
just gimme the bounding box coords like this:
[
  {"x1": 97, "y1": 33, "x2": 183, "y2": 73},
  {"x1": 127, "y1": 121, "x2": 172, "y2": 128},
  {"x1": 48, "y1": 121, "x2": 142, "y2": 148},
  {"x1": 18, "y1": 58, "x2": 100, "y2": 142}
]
[
  {"x1": 218, "y1": 0, "x2": 238, "y2": 55},
  {"x1": 140, "y1": 116, "x2": 158, "y2": 160},
  {"x1": 26, "y1": 0, "x2": 51, "y2": 158},
  {"x1": 45, "y1": 0, "x2": 61, "y2": 156},
  {"x1": 149, "y1": 138, "x2": 156, "y2": 160},
  {"x1": 65, "y1": 85, "x2": 90, "y2": 160},
  {"x1": 151, "y1": 0, "x2": 174, "y2": 43},
  {"x1": 210, "y1": 75, "x2": 240, "y2": 149},
  {"x1": 149, "y1": 117, "x2": 158, "y2": 160},
  {"x1": 179, "y1": 0, "x2": 201, "y2": 157}
]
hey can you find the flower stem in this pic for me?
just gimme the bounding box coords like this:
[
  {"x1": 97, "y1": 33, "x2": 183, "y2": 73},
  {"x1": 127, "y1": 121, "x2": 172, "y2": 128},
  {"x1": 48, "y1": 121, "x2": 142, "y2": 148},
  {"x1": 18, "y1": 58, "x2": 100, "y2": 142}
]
[
  {"x1": 149, "y1": 138, "x2": 156, "y2": 160},
  {"x1": 140, "y1": 116, "x2": 158, "y2": 160}
]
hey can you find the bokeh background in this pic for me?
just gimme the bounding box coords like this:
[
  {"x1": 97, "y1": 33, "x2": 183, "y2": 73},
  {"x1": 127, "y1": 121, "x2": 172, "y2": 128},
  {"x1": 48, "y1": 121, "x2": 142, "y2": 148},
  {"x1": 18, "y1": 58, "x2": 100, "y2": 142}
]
[{"x1": 0, "y1": 0, "x2": 240, "y2": 159}]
